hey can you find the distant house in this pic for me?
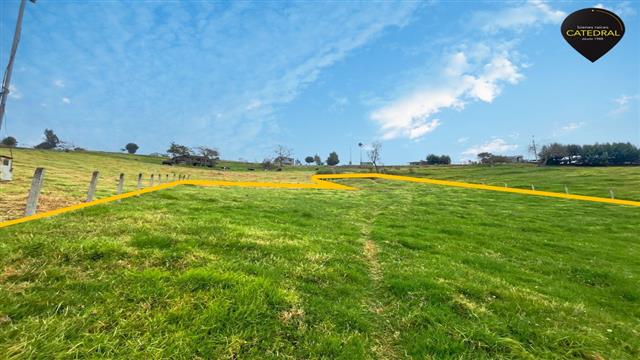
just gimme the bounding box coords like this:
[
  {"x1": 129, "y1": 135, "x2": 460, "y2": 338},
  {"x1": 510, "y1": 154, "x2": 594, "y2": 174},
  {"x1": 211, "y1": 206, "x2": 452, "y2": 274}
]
[
  {"x1": 560, "y1": 155, "x2": 582, "y2": 165},
  {"x1": 409, "y1": 160, "x2": 428, "y2": 166},
  {"x1": 506, "y1": 155, "x2": 524, "y2": 163},
  {"x1": 274, "y1": 156, "x2": 295, "y2": 166}
]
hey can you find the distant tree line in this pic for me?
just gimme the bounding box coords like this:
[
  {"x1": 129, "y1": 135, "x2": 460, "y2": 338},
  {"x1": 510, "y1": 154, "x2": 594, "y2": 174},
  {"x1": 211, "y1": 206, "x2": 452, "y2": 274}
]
[
  {"x1": 426, "y1": 154, "x2": 451, "y2": 165},
  {"x1": 538, "y1": 142, "x2": 639, "y2": 166}
]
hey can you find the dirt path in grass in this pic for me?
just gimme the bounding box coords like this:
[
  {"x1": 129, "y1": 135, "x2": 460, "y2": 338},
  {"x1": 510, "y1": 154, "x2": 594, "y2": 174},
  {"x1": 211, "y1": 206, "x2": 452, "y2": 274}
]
[{"x1": 361, "y1": 206, "x2": 401, "y2": 359}]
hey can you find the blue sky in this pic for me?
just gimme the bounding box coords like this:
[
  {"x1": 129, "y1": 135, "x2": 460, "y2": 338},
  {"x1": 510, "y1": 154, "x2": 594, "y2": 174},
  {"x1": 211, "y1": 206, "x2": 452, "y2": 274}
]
[{"x1": 1, "y1": 0, "x2": 638, "y2": 164}]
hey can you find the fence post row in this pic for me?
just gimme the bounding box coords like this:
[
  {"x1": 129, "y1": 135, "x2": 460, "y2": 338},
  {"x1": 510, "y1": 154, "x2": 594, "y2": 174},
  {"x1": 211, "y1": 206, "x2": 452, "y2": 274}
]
[
  {"x1": 24, "y1": 167, "x2": 45, "y2": 216},
  {"x1": 86, "y1": 171, "x2": 100, "y2": 202},
  {"x1": 150, "y1": 174, "x2": 155, "y2": 186},
  {"x1": 137, "y1": 173, "x2": 143, "y2": 190}
]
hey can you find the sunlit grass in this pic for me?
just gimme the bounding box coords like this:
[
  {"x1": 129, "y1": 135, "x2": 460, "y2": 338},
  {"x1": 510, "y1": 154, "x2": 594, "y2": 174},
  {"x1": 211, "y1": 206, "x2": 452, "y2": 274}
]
[{"x1": 1, "y1": 180, "x2": 638, "y2": 358}]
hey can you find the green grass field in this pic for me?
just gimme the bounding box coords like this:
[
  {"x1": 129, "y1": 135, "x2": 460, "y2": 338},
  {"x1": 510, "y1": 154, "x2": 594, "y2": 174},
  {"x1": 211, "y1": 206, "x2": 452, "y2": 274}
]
[
  {"x1": 382, "y1": 164, "x2": 640, "y2": 201},
  {"x1": 2, "y1": 148, "x2": 639, "y2": 223},
  {"x1": 0, "y1": 148, "x2": 312, "y2": 221},
  {"x1": 1, "y1": 177, "x2": 638, "y2": 358}
]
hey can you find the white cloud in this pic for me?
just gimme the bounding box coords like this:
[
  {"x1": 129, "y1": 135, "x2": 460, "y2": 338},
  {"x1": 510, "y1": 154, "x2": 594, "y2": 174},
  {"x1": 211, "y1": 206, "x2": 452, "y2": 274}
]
[
  {"x1": 477, "y1": 0, "x2": 566, "y2": 33},
  {"x1": 61, "y1": 97, "x2": 71, "y2": 104},
  {"x1": 609, "y1": 94, "x2": 639, "y2": 116},
  {"x1": 245, "y1": 99, "x2": 262, "y2": 110},
  {"x1": 371, "y1": 51, "x2": 523, "y2": 140},
  {"x1": 329, "y1": 94, "x2": 349, "y2": 112},
  {"x1": 369, "y1": 1, "x2": 566, "y2": 142},
  {"x1": 53, "y1": 79, "x2": 65, "y2": 88},
  {"x1": 457, "y1": 137, "x2": 469, "y2": 144},
  {"x1": 594, "y1": 2, "x2": 637, "y2": 17},
  {"x1": 560, "y1": 122, "x2": 584, "y2": 132},
  {"x1": 8, "y1": 84, "x2": 22, "y2": 99},
  {"x1": 464, "y1": 55, "x2": 523, "y2": 102},
  {"x1": 462, "y1": 138, "x2": 518, "y2": 159}
]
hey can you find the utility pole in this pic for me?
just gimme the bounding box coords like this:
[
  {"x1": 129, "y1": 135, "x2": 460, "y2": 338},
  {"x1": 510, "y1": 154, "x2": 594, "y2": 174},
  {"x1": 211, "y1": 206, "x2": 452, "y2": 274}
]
[
  {"x1": 530, "y1": 135, "x2": 538, "y2": 161},
  {"x1": 0, "y1": 0, "x2": 36, "y2": 133}
]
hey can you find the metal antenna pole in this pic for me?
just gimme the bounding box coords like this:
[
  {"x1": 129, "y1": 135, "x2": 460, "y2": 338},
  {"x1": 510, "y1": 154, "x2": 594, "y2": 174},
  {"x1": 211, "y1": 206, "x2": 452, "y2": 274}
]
[{"x1": 0, "y1": 0, "x2": 34, "y2": 133}]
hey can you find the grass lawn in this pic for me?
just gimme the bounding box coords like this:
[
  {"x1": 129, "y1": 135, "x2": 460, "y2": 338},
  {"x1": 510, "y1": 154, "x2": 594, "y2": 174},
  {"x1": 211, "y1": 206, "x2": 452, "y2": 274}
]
[
  {"x1": 382, "y1": 164, "x2": 640, "y2": 201},
  {"x1": 0, "y1": 148, "x2": 313, "y2": 221},
  {"x1": 1, "y1": 179, "x2": 638, "y2": 358}
]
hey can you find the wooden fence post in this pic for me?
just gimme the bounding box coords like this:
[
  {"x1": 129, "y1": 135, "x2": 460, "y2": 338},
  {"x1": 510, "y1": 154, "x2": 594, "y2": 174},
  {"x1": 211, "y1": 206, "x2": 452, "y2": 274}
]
[
  {"x1": 137, "y1": 173, "x2": 143, "y2": 190},
  {"x1": 158, "y1": 173, "x2": 162, "y2": 184},
  {"x1": 610, "y1": 189, "x2": 615, "y2": 199},
  {"x1": 564, "y1": 185, "x2": 569, "y2": 194},
  {"x1": 86, "y1": 171, "x2": 100, "y2": 202},
  {"x1": 531, "y1": 184, "x2": 535, "y2": 191},
  {"x1": 172, "y1": 173, "x2": 176, "y2": 181},
  {"x1": 165, "y1": 174, "x2": 169, "y2": 182},
  {"x1": 150, "y1": 174, "x2": 154, "y2": 186},
  {"x1": 24, "y1": 167, "x2": 45, "y2": 216}
]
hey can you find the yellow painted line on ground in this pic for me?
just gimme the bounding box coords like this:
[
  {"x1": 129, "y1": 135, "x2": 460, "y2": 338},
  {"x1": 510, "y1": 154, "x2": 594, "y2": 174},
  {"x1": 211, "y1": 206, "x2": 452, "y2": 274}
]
[
  {"x1": 1, "y1": 173, "x2": 638, "y2": 229},
  {"x1": 313, "y1": 173, "x2": 640, "y2": 207}
]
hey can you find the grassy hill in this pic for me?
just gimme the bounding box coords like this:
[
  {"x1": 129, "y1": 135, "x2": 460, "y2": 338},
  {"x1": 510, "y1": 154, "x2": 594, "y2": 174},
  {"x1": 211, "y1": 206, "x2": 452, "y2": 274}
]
[
  {"x1": 1, "y1": 180, "x2": 638, "y2": 358},
  {"x1": 2, "y1": 147, "x2": 639, "y2": 223},
  {"x1": 0, "y1": 148, "x2": 313, "y2": 221},
  {"x1": 385, "y1": 164, "x2": 640, "y2": 201}
]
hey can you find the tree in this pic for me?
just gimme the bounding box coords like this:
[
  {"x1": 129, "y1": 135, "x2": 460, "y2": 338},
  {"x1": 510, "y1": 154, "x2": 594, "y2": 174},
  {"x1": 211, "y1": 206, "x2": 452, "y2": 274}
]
[
  {"x1": 426, "y1": 154, "x2": 451, "y2": 165},
  {"x1": 326, "y1": 151, "x2": 339, "y2": 166},
  {"x1": 305, "y1": 156, "x2": 314, "y2": 165},
  {"x1": 195, "y1": 146, "x2": 219, "y2": 167},
  {"x1": 167, "y1": 142, "x2": 192, "y2": 157},
  {"x1": 273, "y1": 145, "x2": 292, "y2": 167},
  {"x1": 313, "y1": 154, "x2": 323, "y2": 166},
  {"x1": 477, "y1": 152, "x2": 492, "y2": 164},
  {"x1": 195, "y1": 146, "x2": 219, "y2": 159},
  {"x1": 426, "y1": 154, "x2": 440, "y2": 165},
  {"x1": 261, "y1": 158, "x2": 274, "y2": 170},
  {"x1": 125, "y1": 143, "x2": 139, "y2": 154},
  {"x1": 1, "y1": 136, "x2": 17, "y2": 148},
  {"x1": 368, "y1": 141, "x2": 382, "y2": 172},
  {"x1": 34, "y1": 129, "x2": 60, "y2": 149},
  {"x1": 536, "y1": 142, "x2": 640, "y2": 166},
  {"x1": 538, "y1": 143, "x2": 568, "y2": 165}
]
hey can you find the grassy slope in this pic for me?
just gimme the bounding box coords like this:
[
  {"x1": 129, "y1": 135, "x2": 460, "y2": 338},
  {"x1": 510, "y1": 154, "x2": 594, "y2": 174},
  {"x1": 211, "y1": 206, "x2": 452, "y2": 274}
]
[
  {"x1": 2, "y1": 148, "x2": 639, "y2": 222},
  {"x1": 0, "y1": 148, "x2": 312, "y2": 221},
  {"x1": 384, "y1": 165, "x2": 640, "y2": 201},
  {"x1": 1, "y1": 180, "x2": 638, "y2": 359}
]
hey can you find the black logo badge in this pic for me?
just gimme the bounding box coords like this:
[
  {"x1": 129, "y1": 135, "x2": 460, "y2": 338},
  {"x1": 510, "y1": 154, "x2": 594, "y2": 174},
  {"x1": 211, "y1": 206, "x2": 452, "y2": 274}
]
[{"x1": 561, "y1": 8, "x2": 625, "y2": 62}]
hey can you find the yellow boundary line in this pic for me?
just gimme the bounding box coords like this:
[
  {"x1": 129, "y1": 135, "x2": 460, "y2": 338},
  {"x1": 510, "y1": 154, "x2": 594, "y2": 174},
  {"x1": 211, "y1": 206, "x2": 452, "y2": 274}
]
[{"x1": 1, "y1": 173, "x2": 638, "y2": 229}]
